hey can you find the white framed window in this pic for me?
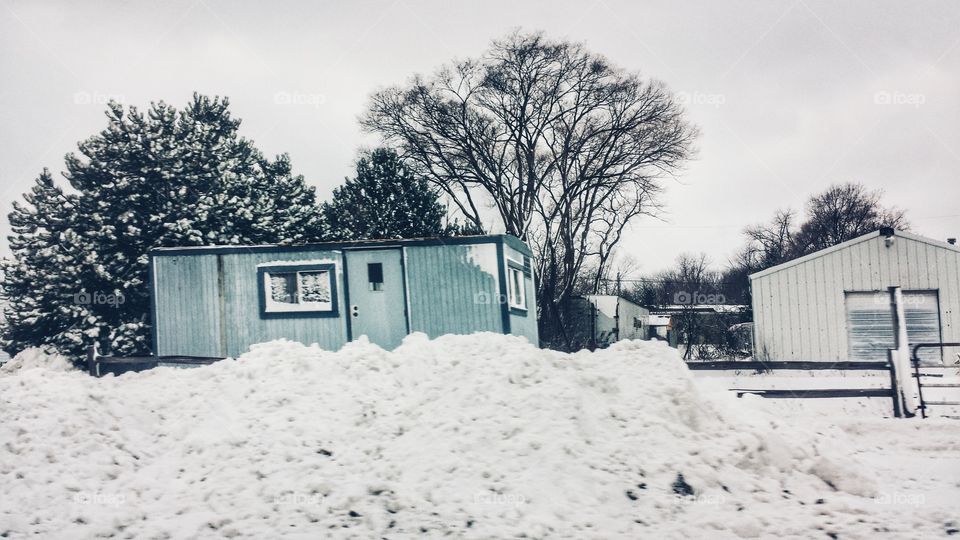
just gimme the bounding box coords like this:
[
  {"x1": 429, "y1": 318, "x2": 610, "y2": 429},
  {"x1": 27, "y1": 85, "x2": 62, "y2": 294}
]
[
  {"x1": 507, "y1": 264, "x2": 527, "y2": 311},
  {"x1": 259, "y1": 263, "x2": 338, "y2": 316}
]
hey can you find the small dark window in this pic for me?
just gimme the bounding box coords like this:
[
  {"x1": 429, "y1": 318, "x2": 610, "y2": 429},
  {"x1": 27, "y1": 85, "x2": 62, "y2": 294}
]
[{"x1": 368, "y1": 263, "x2": 384, "y2": 291}]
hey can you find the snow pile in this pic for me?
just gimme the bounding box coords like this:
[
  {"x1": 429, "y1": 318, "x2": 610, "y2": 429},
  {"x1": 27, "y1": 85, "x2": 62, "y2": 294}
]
[
  {"x1": 0, "y1": 334, "x2": 954, "y2": 538},
  {"x1": 0, "y1": 347, "x2": 76, "y2": 375}
]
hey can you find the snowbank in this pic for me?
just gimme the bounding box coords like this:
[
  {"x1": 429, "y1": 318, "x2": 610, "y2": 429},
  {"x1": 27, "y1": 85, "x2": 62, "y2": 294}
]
[
  {"x1": 0, "y1": 347, "x2": 75, "y2": 375},
  {"x1": 0, "y1": 334, "x2": 954, "y2": 538}
]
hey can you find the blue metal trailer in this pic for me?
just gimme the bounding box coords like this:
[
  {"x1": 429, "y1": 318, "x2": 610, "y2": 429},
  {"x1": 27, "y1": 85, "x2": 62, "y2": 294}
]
[{"x1": 149, "y1": 235, "x2": 537, "y2": 357}]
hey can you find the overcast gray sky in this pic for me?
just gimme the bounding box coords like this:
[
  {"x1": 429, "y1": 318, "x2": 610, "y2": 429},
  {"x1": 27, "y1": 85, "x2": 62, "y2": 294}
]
[{"x1": 1, "y1": 0, "x2": 958, "y2": 274}]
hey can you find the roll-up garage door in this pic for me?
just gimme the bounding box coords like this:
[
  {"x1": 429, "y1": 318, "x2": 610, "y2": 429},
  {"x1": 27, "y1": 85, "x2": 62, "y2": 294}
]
[
  {"x1": 845, "y1": 292, "x2": 894, "y2": 361},
  {"x1": 844, "y1": 290, "x2": 942, "y2": 364},
  {"x1": 903, "y1": 291, "x2": 942, "y2": 364}
]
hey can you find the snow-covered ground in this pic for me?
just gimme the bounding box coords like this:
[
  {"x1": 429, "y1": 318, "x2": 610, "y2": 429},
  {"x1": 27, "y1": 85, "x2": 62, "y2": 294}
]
[
  {"x1": 693, "y1": 368, "x2": 960, "y2": 418},
  {"x1": 1, "y1": 335, "x2": 958, "y2": 539},
  {"x1": 723, "y1": 393, "x2": 960, "y2": 533},
  {"x1": 0, "y1": 347, "x2": 72, "y2": 373}
]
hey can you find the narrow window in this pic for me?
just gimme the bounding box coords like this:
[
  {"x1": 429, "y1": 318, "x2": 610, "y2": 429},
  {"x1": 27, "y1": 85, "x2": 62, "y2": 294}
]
[
  {"x1": 508, "y1": 266, "x2": 526, "y2": 310},
  {"x1": 299, "y1": 271, "x2": 331, "y2": 303},
  {"x1": 269, "y1": 273, "x2": 297, "y2": 304},
  {"x1": 368, "y1": 262, "x2": 384, "y2": 291}
]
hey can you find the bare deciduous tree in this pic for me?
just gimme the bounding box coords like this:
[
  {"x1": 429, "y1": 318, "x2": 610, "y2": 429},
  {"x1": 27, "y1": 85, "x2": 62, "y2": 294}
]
[
  {"x1": 738, "y1": 183, "x2": 907, "y2": 275},
  {"x1": 793, "y1": 183, "x2": 907, "y2": 253},
  {"x1": 740, "y1": 209, "x2": 797, "y2": 271},
  {"x1": 652, "y1": 253, "x2": 714, "y2": 359},
  {"x1": 727, "y1": 182, "x2": 909, "y2": 307},
  {"x1": 361, "y1": 31, "x2": 697, "y2": 348}
]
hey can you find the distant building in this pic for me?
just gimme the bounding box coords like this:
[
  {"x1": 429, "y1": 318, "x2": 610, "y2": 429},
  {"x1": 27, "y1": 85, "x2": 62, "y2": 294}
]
[
  {"x1": 584, "y1": 295, "x2": 649, "y2": 346},
  {"x1": 646, "y1": 304, "x2": 750, "y2": 349},
  {"x1": 749, "y1": 229, "x2": 960, "y2": 363},
  {"x1": 565, "y1": 295, "x2": 649, "y2": 348},
  {"x1": 647, "y1": 313, "x2": 672, "y2": 341},
  {"x1": 150, "y1": 235, "x2": 538, "y2": 356}
]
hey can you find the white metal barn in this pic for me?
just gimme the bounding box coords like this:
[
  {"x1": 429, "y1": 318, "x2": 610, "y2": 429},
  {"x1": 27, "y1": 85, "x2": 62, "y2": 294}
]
[{"x1": 750, "y1": 229, "x2": 960, "y2": 364}]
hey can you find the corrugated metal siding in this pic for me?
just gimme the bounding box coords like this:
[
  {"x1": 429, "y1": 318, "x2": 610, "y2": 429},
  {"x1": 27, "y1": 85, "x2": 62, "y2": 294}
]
[
  {"x1": 153, "y1": 249, "x2": 348, "y2": 357},
  {"x1": 154, "y1": 237, "x2": 541, "y2": 354},
  {"x1": 404, "y1": 243, "x2": 504, "y2": 337},
  {"x1": 219, "y1": 250, "x2": 347, "y2": 357},
  {"x1": 152, "y1": 254, "x2": 223, "y2": 357},
  {"x1": 751, "y1": 233, "x2": 960, "y2": 361}
]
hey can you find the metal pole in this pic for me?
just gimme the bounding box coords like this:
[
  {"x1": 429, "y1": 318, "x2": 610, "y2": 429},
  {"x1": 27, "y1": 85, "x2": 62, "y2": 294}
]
[
  {"x1": 889, "y1": 286, "x2": 919, "y2": 416},
  {"x1": 86, "y1": 343, "x2": 99, "y2": 377},
  {"x1": 887, "y1": 349, "x2": 902, "y2": 418},
  {"x1": 913, "y1": 349, "x2": 927, "y2": 419}
]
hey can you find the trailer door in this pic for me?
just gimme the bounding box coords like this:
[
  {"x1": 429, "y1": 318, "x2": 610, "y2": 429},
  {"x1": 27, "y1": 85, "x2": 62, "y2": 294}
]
[{"x1": 344, "y1": 248, "x2": 408, "y2": 350}]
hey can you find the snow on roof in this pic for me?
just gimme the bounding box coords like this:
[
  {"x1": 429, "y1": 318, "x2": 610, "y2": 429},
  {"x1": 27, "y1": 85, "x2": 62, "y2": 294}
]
[
  {"x1": 651, "y1": 304, "x2": 748, "y2": 314},
  {"x1": 150, "y1": 234, "x2": 533, "y2": 257},
  {"x1": 256, "y1": 259, "x2": 339, "y2": 268},
  {"x1": 647, "y1": 314, "x2": 671, "y2": 325}
]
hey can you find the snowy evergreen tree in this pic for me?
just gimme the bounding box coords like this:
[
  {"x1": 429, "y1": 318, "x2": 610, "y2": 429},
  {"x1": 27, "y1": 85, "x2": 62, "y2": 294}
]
[
  {"x1": 0, "y1": 170, "x2": 87, "y2": 357},
  {"x1": 323, "y1": 148, "x2": 476, "y2": 240},
  {"x1": 1, "y1": 94, "x2": 326, "y2": 359}
]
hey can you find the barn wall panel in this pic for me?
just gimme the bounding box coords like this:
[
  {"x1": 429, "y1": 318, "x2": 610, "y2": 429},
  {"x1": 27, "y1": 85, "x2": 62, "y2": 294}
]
[{"x1": 751, "y1": 233, "x2": 960, "y2": 361}]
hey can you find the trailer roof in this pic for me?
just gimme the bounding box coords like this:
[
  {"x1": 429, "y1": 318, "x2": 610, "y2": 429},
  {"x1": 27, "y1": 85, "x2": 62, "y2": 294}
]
[{"x1": 149, "y1": 234, "x2": 533, "y2": 257}]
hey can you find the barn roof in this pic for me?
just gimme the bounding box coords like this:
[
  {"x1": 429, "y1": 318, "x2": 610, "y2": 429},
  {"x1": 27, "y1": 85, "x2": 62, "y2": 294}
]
[{"x1": 748, "y1": 229, "x2": 959, "y2": 281}]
